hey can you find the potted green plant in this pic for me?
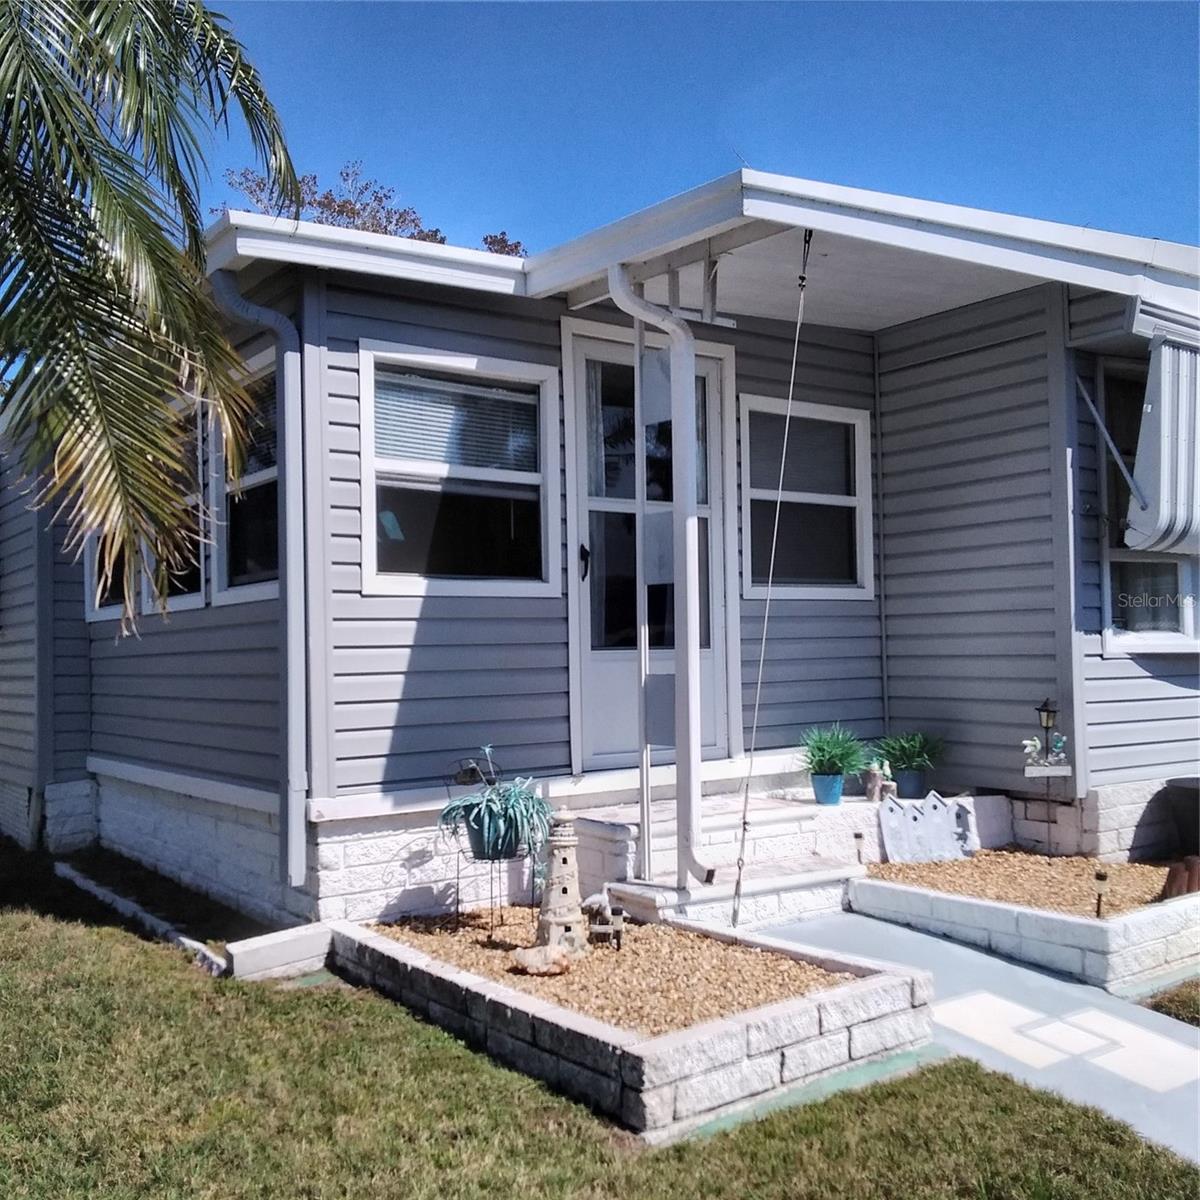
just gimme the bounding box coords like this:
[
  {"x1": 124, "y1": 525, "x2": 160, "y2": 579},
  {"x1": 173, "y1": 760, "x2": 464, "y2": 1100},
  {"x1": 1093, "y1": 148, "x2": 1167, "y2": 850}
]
[
  {"x1": 800, "y1": 725, "x2": 869, "y2": 806},
  {"x1": 439, "y1": 746, "x2": 552, "y2": 862},
  {"x1": 874, "y1": 732, "x2": 945, "y2": 799}
]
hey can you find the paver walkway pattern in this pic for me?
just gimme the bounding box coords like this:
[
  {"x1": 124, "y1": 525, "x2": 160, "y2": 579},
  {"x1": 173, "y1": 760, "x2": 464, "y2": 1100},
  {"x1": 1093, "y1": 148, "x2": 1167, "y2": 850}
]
[{"x1": 769, "y1": 912, "x2": 1200, "y2": 1161}]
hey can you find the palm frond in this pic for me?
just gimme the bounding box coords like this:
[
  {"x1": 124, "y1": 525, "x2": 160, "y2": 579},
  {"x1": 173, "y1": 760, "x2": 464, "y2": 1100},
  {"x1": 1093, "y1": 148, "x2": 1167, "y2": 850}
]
[{"x1": 0, "y1": 0, "x2": 298, "y2": 622}]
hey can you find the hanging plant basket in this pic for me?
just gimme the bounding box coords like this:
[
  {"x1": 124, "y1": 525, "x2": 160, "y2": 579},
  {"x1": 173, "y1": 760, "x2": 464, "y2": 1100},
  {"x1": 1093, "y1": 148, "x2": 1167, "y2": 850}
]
[
  {"x1": 464, "y1": 816, "x2": 523, "y2": 862},
  {"x1": 440, "y1": 749, "x2": 552, "y2": 865}
]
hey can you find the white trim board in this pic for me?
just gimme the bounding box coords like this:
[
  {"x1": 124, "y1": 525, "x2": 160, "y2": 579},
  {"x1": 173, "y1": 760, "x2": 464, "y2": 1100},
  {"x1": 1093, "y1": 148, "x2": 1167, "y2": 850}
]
[
  {"x1": 307, "y1": 746, "x2": 803, "y2": 824},
  {"x1": 86, "y1": 756, "x2": 278, "y2": 815}
]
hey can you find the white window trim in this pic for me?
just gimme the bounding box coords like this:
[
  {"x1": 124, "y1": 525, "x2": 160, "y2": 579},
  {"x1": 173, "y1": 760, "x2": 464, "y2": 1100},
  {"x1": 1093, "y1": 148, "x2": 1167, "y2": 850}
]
[
  {"x1": 358, "y1": 339, "x2": 562, "y2": 599},
  {"x1": 140, "y1": 401, "x2": 206, "y2": 615},
  {"x1": 211, "y1": 349, "x2": 280, "y2": 607},
  {"x1": 83, "y1": 535, "x2": 128, "y2": 623},
  {"x1": 1097, "y1": 360, "x2": 1198, "y2": 656},
  {"x1": 739, "y1": 394, "x2": 875, "y2": 602}
]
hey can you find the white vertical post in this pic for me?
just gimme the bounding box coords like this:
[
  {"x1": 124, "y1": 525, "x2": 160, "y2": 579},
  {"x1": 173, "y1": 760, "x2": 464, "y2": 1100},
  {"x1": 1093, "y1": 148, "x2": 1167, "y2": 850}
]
[
  {"x1": 669, "y1": 333, "x2": 703, "y2": 889},
  {"x1": 634, "y1": 315, "x2": 653, "y2": 881},
  {"x1": 607, "y1": 265, "x2": 712, "y2": 889}
]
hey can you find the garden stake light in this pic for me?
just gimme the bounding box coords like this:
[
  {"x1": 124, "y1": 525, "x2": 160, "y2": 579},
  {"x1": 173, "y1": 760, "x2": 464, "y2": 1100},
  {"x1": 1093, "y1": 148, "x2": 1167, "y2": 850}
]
[
  {"x1": 1094, "y1": 868, "x2": 1110, "y2": 918},
  {"x1": 853, "y1": 831, "x2": 864, "y2": 864}
]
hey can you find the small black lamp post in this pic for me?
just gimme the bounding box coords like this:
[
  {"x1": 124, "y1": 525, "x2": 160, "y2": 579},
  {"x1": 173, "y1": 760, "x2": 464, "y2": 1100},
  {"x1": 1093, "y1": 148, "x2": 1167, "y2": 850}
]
[{"x1": 1036, "y1": 698, "x2": 1058, "y2": 759}]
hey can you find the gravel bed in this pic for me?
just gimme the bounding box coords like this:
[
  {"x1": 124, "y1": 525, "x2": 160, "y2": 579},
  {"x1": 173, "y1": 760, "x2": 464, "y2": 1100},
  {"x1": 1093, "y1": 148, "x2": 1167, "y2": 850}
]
[
  {"x1": 373, "y1": 906, "x2": 851, "y2": 1036},
  {"x1": 868, "y1": 850, "x2": 1171, "y2": 918}
]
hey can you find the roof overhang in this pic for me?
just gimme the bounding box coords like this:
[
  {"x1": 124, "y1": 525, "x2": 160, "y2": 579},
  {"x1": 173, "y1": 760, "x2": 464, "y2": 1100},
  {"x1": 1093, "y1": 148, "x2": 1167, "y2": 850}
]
[
  {"x1": 205, "y1": 171, "x2": 1199, "y2": 335},
  {"x1": 206, "y1": 210, "x2": 527, "y2": 296},
  {"x1": 525, "y1": 170, "x2": 1200, "y2": 330}
]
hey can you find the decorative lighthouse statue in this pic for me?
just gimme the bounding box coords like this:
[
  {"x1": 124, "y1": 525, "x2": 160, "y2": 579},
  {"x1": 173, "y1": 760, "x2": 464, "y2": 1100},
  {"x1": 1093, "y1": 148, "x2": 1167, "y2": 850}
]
[
  {"x1": 512, "y1": 810, "x2": 589, "y2": 975},
  {"x1": 536, "y1": 811, "x2": 589, "y2": 954}
]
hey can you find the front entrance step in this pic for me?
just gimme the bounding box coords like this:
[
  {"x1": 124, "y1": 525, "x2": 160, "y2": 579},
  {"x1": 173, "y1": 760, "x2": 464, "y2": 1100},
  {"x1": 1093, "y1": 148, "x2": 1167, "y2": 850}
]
[
  {"x1": 573, "y1": 792, "x2": 882, "y2": 898},
  {"x1": 608, "y1": 857, "x2": 866, "y2": 929},
  {"x1": 574, "y1": 793, "x2": 817, "y2": 890}
]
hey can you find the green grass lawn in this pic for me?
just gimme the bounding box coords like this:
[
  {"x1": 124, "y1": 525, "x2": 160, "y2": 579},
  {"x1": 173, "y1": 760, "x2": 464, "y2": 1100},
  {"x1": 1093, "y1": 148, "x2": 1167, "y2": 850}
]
[
  {"x1": 1148, "y1": 979, "x2": 1200, "y2": 1028},
  {"x1": 1, "y1": 839, "x2": 1196, "y2": 1200}
]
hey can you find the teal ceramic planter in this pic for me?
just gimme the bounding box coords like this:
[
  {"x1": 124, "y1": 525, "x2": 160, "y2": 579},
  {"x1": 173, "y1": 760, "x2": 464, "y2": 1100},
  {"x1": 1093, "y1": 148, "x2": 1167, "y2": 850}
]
[{"x1": 812, "y1": 774, "x2": 845, "y2": 805}]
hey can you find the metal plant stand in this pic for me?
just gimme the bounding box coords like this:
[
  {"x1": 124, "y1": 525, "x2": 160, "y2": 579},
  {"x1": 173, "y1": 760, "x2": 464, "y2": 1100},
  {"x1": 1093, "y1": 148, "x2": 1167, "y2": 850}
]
[{"x1": 443, "y1": 756, "x2": 536, "y2": 939}]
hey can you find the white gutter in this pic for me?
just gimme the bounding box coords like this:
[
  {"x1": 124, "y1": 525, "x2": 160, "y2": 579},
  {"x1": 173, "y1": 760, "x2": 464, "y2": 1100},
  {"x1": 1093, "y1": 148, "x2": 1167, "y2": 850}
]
[
  {"x1": 210, "y1": 271, "x2": 308, "y2": 889},
  {"x1": 607, "y1": 264, "x2": 715, "y2": 890}
]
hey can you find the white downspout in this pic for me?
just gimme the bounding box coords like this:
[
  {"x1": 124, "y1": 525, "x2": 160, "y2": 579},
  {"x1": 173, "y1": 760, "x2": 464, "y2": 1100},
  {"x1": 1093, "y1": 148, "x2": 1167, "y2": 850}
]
[
  {"x1": 210, "y1": 271, "x2": 308, "y2": 889},
  {"x1": 607, "y1": 264, "x2": 715, "y2": 889}
]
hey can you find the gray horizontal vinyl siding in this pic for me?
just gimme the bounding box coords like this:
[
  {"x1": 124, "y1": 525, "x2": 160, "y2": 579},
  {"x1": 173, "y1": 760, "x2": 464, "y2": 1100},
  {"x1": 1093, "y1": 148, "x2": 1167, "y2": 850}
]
[
  {"x1": 0, "y1": 457, "x2": 37, "y2": 791},
  {"x1": 1072, "y1": 353, "x2": 1200, "y2": 789},
  {"x1": 86, "y1": 274, "x2": 294, "y2": 794},
  {"x1": 1067, "y1": 287, "x2": 1128, "y2": 347},
  {"x1": 877, "y1": 286, "x2": 1058, "y2": 793},
  {"x1": 317, "y1": 283, "x2": 883, "y2": 793},
  {"x1": 319, "y1": 277, "x2": 570, "y2": 793},
  {"x1": 727, "y1": 318, "x2": 882, "y2": 748}
]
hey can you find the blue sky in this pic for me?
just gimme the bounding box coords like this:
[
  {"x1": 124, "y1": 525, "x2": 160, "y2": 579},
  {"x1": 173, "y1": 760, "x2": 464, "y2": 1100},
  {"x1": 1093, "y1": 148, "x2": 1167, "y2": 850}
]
[{"x1": 208, "y1": 2, "x2": 1200, "y2": 253}]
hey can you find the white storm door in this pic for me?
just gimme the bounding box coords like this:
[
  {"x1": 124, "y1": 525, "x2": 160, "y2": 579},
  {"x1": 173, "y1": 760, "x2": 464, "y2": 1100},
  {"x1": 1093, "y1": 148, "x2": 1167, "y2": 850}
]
[{"x1": 574, "y1": 336, "x2": 727, "y2": 769}]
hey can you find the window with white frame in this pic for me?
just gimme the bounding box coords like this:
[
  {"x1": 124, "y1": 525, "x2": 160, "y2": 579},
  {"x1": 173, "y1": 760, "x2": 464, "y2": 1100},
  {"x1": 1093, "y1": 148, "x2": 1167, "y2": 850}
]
[
  {"x1": 84, "y1": 537, "x2": 130, "y2": 622},
  {"x1": 213, "y1": 369, "x2": 279, "y2": 604},
  {"x1": 739, "y1": 396, "x2": 874, "y2": 600},
  {"x1": 141, "y1": 402, "x2": 205, "y2": 613},
  {"x1": 360, "y1": 343, "x2": 561, "y2": 597},
  {"x1": 1098, "y1": 361, "x2": 1197, "y2": 653}
]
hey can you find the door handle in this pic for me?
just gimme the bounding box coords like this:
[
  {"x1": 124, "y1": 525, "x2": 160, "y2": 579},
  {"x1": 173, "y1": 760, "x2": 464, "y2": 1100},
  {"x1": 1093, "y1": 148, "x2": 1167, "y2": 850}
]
[{"x1": 579, "y1": 543, "x2": 591, "y2": 581}]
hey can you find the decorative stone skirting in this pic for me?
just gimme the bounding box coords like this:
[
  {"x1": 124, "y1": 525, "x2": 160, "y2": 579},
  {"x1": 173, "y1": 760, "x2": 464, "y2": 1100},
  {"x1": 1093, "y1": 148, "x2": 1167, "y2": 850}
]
[
  {"x1": 848, "y1": 878, "x2": 1200, "y2": 992},
  {"x1": 43, "y1": 779, "x2": 98, "y2": 854},
  {"x1": 311, "y1": 811, "x2": 536, "y2": 922},
  {"x1": 327, "y1": 918, "x2": 932, "y2": 1141},
  {"x1": 94, "y1": 774, "x2": 308, "y2": 927}
]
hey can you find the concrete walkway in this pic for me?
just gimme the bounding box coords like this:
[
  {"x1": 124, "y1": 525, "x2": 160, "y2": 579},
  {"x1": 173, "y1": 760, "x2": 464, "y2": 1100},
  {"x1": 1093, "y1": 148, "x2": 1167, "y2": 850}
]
[{"x1": 768, "y1": 912, "x2": 1200, "y2": 1162}]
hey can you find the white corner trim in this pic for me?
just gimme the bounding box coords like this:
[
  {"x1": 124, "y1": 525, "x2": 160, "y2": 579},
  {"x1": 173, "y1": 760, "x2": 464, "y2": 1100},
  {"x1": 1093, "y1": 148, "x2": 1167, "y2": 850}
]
[
  {"x1": 86, "y1": 756, "x2": 278, "y2": 815},
  {"x1": 738, "y1": 393, "x2": 875, "y2": 602},
  {"x1": 357, "y1": 339, "x2": 563, "y2": 599}
]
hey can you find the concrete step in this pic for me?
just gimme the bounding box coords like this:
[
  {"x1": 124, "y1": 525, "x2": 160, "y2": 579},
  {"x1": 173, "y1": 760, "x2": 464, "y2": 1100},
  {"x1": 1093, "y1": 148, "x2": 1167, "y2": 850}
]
[{"x1": 608, "y1": 856, "x2": 866, "y2": 930}]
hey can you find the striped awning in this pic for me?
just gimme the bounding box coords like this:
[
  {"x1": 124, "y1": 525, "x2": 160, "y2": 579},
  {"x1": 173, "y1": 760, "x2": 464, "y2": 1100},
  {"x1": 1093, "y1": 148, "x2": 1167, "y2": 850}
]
[{"x1": 1125, "y1": 339, "x2": 1200, "y2": 555}]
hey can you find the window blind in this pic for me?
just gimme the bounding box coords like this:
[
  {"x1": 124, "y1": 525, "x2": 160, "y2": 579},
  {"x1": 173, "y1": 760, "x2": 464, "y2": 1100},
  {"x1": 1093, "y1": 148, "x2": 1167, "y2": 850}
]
[{"x1": 375, "y1": 369, "x2": 538, "y2": 473}]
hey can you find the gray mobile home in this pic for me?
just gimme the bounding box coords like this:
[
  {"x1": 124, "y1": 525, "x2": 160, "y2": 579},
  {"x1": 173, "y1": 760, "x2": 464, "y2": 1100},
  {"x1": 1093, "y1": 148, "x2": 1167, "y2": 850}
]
[{"x1": 2, "y1": 171, "x2": 1196, "y2": 925}]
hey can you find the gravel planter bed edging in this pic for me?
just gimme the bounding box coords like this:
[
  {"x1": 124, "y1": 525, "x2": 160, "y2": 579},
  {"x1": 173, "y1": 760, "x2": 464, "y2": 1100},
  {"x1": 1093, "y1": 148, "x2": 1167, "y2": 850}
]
[
  {"x1": 848, "y1": 878, "x2": 1200, "y2": 991},
  {"x1": 326, "y1": 918, "x2": 932, "y2": 1142}
]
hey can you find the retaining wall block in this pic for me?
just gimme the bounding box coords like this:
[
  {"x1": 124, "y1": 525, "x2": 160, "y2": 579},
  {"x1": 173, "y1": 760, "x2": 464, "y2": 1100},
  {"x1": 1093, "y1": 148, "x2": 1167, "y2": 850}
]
[
  {"x1": 739, "y1": 996, "x2": 821, "y2": 1056},
  {"x1": 781, "y1": 1029, "x2": 850, "y2": 1082},
  {"x1": 818, "y1": 976, "x2": 911, "y2": 1033},
  {"x1": 621, "y1": 1019, "x2": 747, "y2": 1089},
  {"x1": 849, "y1": 1007, "x2": 931, "y2": 1059},
  {"x1": 621, "y1": 1084, "x2": 676, "y2": 1131},
  {"x1": 486, "y1": 1028, "x2": 560, "y2": 1086},
  {"x1": 531, "y1": 1008, "x2": 633, "y2": 1077},
  {"x1": 673, "y1": 1054, "x2": 782, "y2": 1120}
]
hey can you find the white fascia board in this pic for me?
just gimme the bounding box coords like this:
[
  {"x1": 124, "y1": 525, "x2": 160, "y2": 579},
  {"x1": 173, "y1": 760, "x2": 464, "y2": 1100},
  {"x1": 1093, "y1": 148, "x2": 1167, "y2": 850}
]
[
  {"x1": 740, "y1": 170, "x2": 1199, "y2": 275},
  {"x1": 207, "y1": 211, "x2": 528, "y2": 296},
  {"x1": 740, "y1": 172, "x2": 1200, "y2": 313},
  {"x1": 523, "y1": 171, "x2": 749, "y2": 298}
]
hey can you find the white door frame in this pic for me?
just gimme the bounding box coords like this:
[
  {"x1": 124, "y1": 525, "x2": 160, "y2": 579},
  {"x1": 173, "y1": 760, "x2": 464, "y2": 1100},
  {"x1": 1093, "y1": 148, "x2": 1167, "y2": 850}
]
[{"x1": 562, "y1": 316, "x2": 743, "y2": 776}]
